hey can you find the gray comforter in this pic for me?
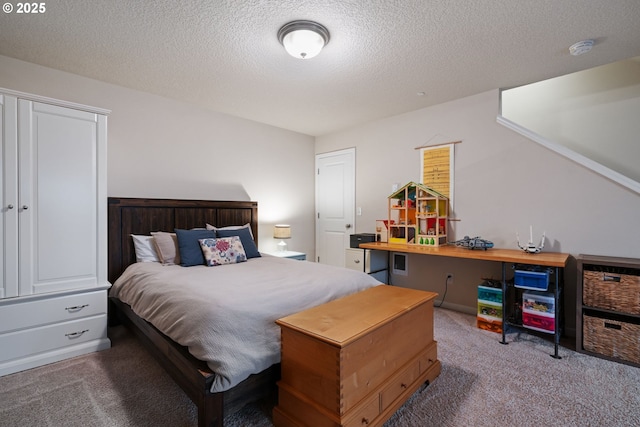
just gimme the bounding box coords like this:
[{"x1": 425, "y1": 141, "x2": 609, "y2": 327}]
[{"x1": 110, "y1": 255, "x2": 381, "y2": 391}]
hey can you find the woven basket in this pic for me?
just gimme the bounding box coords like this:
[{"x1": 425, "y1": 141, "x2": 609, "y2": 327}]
[
  {"x1": 583, "y1": 314, "x2": 640, "y2": 364},
  {"x1": 583, "y1": 270, "x2": 640, "y2": 314}
]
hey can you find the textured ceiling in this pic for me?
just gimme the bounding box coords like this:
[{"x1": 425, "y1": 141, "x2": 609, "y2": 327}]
[{"x1": 1, "y1": 0, "x2": 639, "y2": 136}]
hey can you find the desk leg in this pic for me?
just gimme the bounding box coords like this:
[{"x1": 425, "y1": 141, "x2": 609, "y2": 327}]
[
  {"x1": 500, "y1": 262, "x2": 508, "y2": 345},
  {"x1": 386, "y1": 251, "x2": 392, "y2": 285},
  {"x1": 551, "y1": 266, "x2": 562, "y2": 359}
]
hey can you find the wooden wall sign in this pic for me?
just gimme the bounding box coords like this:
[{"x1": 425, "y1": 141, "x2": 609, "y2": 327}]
[{"x1": 418, "y1": 141, "x2": 458, "y2": 205}]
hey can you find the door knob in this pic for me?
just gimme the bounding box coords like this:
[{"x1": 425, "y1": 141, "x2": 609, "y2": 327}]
[{"x1": 345, "y1": 224, "x2": 352, "y2": 229}]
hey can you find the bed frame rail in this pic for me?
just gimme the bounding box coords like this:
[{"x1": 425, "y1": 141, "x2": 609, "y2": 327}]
[{"x1": 107, "y1": 197, "x2": 276, "y2": 427}]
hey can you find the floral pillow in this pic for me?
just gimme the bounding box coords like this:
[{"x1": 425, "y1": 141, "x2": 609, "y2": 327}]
[{"x1": 198, "y1": 236, "x2": 247, "y2": 266}]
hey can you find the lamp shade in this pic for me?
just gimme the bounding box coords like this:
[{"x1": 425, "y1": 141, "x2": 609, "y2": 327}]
[
  {"x1": 274, "y1": 224, "x2": 291, "y2": 239},
  {"x1": 277, "y1": 20, "x2": 330, "y2": 59}
]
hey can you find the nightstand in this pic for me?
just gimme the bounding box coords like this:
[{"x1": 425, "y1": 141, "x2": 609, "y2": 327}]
[{"x1": 264, "y1": 251, "x2": 306, "y2": 261}]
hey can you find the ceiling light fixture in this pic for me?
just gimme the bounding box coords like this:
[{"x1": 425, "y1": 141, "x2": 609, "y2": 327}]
[
  {"x1": 569, "y1": 39, "x2": 594, "y2": 56},
  {"x1": 277, "y1": 20, "x2": 330, "y2": 59}
]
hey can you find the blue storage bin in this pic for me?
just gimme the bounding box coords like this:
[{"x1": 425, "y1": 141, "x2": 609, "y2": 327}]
[{"x1": 514, "y1": 270, "x2": 549, "y2": 291}]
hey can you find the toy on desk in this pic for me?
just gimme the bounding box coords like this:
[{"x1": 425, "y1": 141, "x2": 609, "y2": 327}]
[
  {"x1": 517, "y1": 225, "x2": 545, "y2": 254},
  {"x1": 451, "y1": 236, "x2": 494, "y2": 250}
]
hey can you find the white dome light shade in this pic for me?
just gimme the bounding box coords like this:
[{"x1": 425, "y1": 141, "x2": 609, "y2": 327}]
[
  {"x1": 282, "y1": 29, "x2": 325, "y2": 59},
  {"x1": 278, "y1": 20, "x2": 330, "y2": 59}
]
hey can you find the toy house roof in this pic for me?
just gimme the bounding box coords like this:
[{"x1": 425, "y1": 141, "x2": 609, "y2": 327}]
[{"x1": 388, "y1": 181, "x2": 448, "y2": 200}]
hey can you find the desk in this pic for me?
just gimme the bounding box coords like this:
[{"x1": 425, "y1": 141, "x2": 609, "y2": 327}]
[
  {"x1": 359, "y1": 242, "x2": 569, "y2": 267},
  {"x1": 360, "y1": 242, "x2": 570, "y2": 358}
]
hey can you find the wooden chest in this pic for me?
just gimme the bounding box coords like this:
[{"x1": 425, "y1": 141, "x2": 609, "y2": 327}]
[{"x1": 273, "y1": 285, "x2": 441, "y2": 427}]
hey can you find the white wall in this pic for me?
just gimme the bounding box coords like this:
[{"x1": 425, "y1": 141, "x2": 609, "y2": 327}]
[
  {"x1": 317, "y1": 89, "x2": 640, "y2": 329},
  {"x1": 502, "y1": 57, "x2": 640, "y2": 185},
  {"x1": 0, "y1": 55, "x2": 316, "y2": 256},
  {"x1": 5, "y1": 53, "x2": 639, "y2": 331}
]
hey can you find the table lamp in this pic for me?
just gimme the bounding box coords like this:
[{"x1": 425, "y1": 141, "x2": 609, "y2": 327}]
[{"x1": 274, "y1": 224, "x2": 291, "y2": 252}]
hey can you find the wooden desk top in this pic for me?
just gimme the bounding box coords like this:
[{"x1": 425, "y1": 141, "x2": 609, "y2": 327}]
[
  {"x1": 276, "y1": 285, "x2": 437, "y2": 347},
  {"x1": 359, "y1": 242, "x2": 570, "y2": 267}
]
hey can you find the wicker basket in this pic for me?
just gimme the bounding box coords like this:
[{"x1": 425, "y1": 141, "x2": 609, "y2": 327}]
[
  {"x1": 583, "y1": 270, "x2": 640, "y2": 315},
  {"x1": 583, "y1": 314, "x2": 640, "y2": 364}
]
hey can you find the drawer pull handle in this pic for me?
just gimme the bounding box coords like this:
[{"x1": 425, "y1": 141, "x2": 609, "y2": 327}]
[
  {"x1": 354, "y1": 259, "x2": 360, "y2": 264},
  {"x1": 604, "y1": 322, "x2": 622, "y2": 330},
  {"x1": 65, "y1": 329, "x2": 89, "y2": 338},
  {"x1": 361, "y1": 417, "x2": 369, "y2": 425},
  {"x1": 603, "y1": 274, "x2": 621, "y2": 282},
  {"x1": 401, "y1": 383, "x2": 408, "y2": 389},
  {"x1": 65, "y1": 304, "x2": 89, "y2": 312}
]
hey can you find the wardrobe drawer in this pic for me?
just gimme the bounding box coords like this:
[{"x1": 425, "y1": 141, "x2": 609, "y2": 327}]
[
  {"x1": 0, "y1": 314, "x2": 107, "y2": 363},
  {"x1": 0, "y1": 290, "x2": 107, "y2": 334}
]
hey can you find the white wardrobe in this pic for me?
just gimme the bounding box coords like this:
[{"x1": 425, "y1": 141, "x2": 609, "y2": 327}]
[{"x1": 0, "y1": 88, "x2": 111, "y2": 376}]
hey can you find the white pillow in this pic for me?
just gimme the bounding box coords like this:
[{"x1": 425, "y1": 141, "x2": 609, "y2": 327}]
[
  {"x1": 206, "y1": 223, "x2": 254, "y2": 239},
  {"x1": 131, "y1": 235, "x2": 160, "y2": 263}
]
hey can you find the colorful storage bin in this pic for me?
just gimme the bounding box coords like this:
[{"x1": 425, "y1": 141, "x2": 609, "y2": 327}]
[
  {"x1": 478, "y1": 285, "x2": 503, "y2": 304},
  {"x1": 477, "y1": 315, "x2": 503, "y2": 334},
  {"x1": 522, "y1": 311, "x2": 555, "y2": 333},
  {"x1": 477, "y1": 282, "x2": 503, "y2": 334},
  {"x1": 521, "y1": 291, "x2": 555, "y2": 333},
  {"x1": 522, "y1": 292, "x2": 555, "y2": 315},
  {"x1": 478, "y1": 301, "x2": 502, "y2": 319},
  {"x1": 514, "y1": 269, "x2": 550, "y2": 291}
]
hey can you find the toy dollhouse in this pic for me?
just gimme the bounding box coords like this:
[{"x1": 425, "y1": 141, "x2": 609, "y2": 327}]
[{"x1": 387, "y1": 181, "x2": 449, "y2": 246}]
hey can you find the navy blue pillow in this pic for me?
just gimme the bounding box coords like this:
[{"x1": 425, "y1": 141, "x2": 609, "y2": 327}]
[
  {"x1": 175, "y1": 229, "x2": 215, "y2": 266},
  {"x1": 216, "y1": 227, "x2": 261, "y2": 259}
]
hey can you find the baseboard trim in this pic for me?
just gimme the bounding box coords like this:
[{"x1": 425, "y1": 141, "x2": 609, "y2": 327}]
[{"x1": 0, "y1": 338, "x2": 111, "y2": 377}]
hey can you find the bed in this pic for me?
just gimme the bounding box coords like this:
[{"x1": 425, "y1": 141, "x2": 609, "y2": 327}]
[{"x1": 107, "y1": 197, "x2": 380, "y2": 427}]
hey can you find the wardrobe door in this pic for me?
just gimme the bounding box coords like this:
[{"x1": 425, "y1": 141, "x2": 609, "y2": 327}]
[
  {"x1": 0, "y1": 94, "x2": 19, "y2": 299},
  {"x1": 18, "y1": 100, "x2": 104, "y2": 295}
]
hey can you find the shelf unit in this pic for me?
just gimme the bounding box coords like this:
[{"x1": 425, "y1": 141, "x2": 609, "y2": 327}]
[
  {"x1": 576, "y1": 254, "x2": 640, "y2": 367},
  {"x1": 359, "y1": 242, "x2": 570, "y2": 358},
  {"x1": 387, "y1": 181, "x2": 448, "y2": 246},
  {"x1": 501, "y1": 263, "x2": 563, "y2": 359}
]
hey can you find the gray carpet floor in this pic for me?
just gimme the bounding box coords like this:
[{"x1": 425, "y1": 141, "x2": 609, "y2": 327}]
[{"x1": 1, "y1": 308, "x2": 640, "y2": 426}]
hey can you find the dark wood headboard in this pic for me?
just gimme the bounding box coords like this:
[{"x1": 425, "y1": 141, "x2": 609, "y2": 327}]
[{"x1": 108, "y1": 197, "x2": 258, "y2": 283}]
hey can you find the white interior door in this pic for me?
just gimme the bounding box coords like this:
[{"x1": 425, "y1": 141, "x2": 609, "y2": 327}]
[{"x1": 315, "y1": 148, "x2": 355, "y2": 266}]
